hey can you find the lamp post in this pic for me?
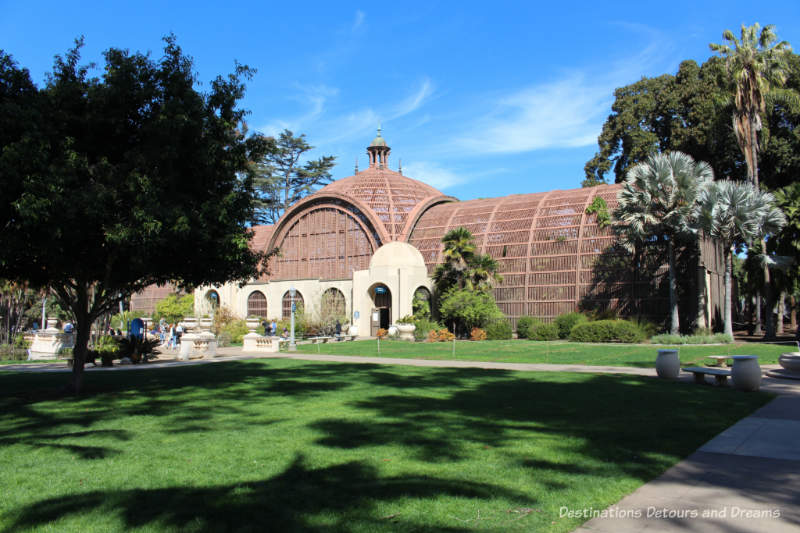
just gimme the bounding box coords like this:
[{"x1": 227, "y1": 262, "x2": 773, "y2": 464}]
[{"x1": 289, "y1": 287, "x2": 297, "y2": 352}]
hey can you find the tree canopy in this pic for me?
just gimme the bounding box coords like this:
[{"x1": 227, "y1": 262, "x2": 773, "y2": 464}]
[
  {"x1": 584, "y1": 53, "x2": 800, "y2": 190},
  {"x1": 251, "y1": 130, "x2": 335, "y2": 224},
  {"x1": 0, "y1": 37, "x2": 274, "y2": 391}
]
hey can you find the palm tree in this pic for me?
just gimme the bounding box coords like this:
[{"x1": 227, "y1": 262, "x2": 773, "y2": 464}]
[
  {"x1": 693, "y1": 180, "x2": 786, "y2": 337},
  {"x1": 433, "y1": 227, "x2": 477, "y2": 293},
  {"x1": 614, "y1": 152, "x2": 714, "y2": 334},
  {"x1": 468, "y1": 254, "x2": 503, "y2": 293},
  {"x1": 710, "y1": 23, "x2": 791, "y2": 187}
]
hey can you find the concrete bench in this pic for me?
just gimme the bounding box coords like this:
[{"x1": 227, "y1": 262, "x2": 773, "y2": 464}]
[
  {"x1": 682, "y1": 366, "x2": 731, "y2": 386},
  {"x1": 308, "y1": 336, "x2": 333, "y2": 344}
]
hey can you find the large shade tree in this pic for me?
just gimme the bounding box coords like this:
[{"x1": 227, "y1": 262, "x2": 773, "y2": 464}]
[
  {"x1": 694, "y1": 180, "x2": 786, "y2": 337},
  {"x1": 0, "y1": 38, "x2": 274, "y2": 392},
  {"x1": 614, "y1": 152, "x2": 713, "y2": 334}
]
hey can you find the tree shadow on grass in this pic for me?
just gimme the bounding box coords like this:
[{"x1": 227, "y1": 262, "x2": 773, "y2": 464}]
[{"x1": 2, "y1": 453, "x2": 529, "y2": 533}]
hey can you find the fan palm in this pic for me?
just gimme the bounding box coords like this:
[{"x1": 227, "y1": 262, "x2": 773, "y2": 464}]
[
  {"x1": 693, "y1": 180, "x2": 786, "y2": 336},
  {"x1": 468, "y1": 253, "x2": 503, "y2": 293},
  {"x1": 614, "y1": 151, "x2": 714, "y2": 334},
  {"x1": 710, "y1": 23, "x2": 791, "y2": 187}
]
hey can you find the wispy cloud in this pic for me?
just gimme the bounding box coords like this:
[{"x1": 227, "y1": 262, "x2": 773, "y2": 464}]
[
  {"x1": 453, "y1": 26, "x2": 671, "y2": 155},
  {"x1": 456, "y1": 74, "x2": 611, "y2": 153},
  {"x1": 390, "y1": 78, "x2": 434, "y2": 118},
  {"x1": 352, "y1": 10, "x2": 365, "y2": 32}
]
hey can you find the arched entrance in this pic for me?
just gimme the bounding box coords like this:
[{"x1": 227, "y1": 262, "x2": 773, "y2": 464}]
[
  {"x1": 205, "y1": 290, "x2": 220, "y2": 312},
  {"x1": 369, "y1": 284, "x2": 392, "y2": 336}
]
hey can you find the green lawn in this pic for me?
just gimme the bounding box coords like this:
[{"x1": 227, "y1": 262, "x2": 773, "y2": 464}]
[
  {"x1": 0, "y1": 359, "x2": 771, "y2": 532},
  {"x1": 296, "y1": 339, "x2": 790, "y2": 367}
]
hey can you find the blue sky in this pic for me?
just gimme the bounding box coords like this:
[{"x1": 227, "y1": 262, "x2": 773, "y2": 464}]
[{"x1": 3, "y1": 1, "x2": 800, "y2": 200}]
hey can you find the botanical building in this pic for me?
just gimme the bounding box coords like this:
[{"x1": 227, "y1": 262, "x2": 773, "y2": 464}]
[{"x1": 135, "y1": 131, "x2": 724, "y2": 334}]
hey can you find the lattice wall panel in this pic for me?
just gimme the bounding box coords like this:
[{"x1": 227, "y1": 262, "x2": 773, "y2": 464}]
[
  {"x1": 271, "y1": 207, "x2": 374, "y2": 281},
  {"x1": 409, "y1": 183, "x2": 664, "y2": 324}
]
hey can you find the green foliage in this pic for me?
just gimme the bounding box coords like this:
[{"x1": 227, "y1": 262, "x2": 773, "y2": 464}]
[
  {"x1": 0, "y1": 344, "x2": 28, "y2": 361},
  {"x1": 154, "y1": 293, "x2": 194, "y2": 323},
  {"x1": 412, "y1": 318, "x2": 442, "y2": 341},
  {"x1": 218, "y1": 319, "x2": 249, "y2": 346},
  {"x1": 569, "y1": 320, "x2": 646, "y2": 343},
  {"x1": 528, "y1": 322, "x2": 559, "y2": 341},
  {"x1": 115, "y1": 337, "x2": 161, "y2": 363},
  {"x1": 585, "y1": 197, "x2": 610, "y2": 228},
  {"x1": 485, "y1": 319, "x2": 513, "y2": 340},
  {"x1": 432, "y1": 228, "x2": 501, "y2": 295},
  {"x1": 651, "y1": 333, "x2": 734, "y2": 345},
  {"x1": 109, "y1": 311, "x2": 145, "y2": 331},
  {"x1": 396, "y1": 315, "x2": 415, "y2": 324},
  {"x1": 438, "y1": 288, "x2": 504, "y2": 336},
  {"x1": 411, "y1": 291, "x2": 431, "y2": 318},
  {"x1": 252, "y1": 130, "x2": 335, "y2": 224},
  {"x1": 553, "y1": 312, "x2": 588, "y2": 339},
  {"x1": 0, "y1": 37, "x2": 276, "y2": 389},
  {"x1": 515, "y1": 316, "x2": 537, "y2": 339}
]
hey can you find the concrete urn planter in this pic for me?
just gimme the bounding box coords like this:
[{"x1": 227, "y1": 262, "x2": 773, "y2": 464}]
[
  {"x1": 396, "y1": 323, "x2": 416, "y2": 341},
  {"x1": 387, "y1": 325, "x2": 398, "y2": 337},
  {"x1": 779, "y1": 352, "x2": 800, "y2": 373},
  {"x1": 655, "y1": 349, "x2": 680, "y2": 379},
  {"x1": 731, "y1": 355, "x2": 761, "y2": 392},
  {"x1": 246, "y1": 318, "x2": 261, "y2": 334}
]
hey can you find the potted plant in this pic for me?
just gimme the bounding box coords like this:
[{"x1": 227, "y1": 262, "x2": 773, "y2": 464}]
[{"x1": 396, "y1": 315, "x2": 417, "y2": 341}]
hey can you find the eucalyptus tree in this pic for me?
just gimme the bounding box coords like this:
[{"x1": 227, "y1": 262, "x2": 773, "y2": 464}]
[
  {"x1": 694, "y1": 180, "x2": 786, "y2": 337},
  {"x1": 614, "y1": 152, "x2": 713, "y2": 334}
]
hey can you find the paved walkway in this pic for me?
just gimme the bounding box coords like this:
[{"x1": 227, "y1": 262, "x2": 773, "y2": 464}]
[{"x1": 5, "y1": 347, "x2": 800, "y2": 531}]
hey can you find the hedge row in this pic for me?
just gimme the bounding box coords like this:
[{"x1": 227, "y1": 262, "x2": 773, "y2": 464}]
[{"x1": 568, "y1": 319, "x2": 646, "y2": 343}]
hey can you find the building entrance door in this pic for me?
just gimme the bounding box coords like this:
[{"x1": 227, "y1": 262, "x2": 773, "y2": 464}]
[{"x1": 370, "y1": 284, "x2": 392, "y2": 336}]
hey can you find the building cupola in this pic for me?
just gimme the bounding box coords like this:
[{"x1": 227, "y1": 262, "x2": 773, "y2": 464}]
[{"x1": 367, "y1": 126, "x2": 390, "y2": 169}]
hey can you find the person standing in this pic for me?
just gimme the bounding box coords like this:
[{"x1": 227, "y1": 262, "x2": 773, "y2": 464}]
[{"x1": 271, "y1": 319, "x2": 277, "y2": 337}]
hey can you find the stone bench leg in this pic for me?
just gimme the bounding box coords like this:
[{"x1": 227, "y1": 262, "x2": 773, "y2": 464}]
[
  {"x1": 693, "y1": 373, "x2": 706, "y2": 385},
  {"x1": 714, "y1": 375, "x2": 728, "y2": 386}
]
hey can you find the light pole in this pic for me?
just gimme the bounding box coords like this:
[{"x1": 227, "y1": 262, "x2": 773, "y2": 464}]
[{"x1": 289, "y1": 287, "x2": 297, "y2": 351}]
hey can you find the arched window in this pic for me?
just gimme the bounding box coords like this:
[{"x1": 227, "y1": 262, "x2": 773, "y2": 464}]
[
  {"x1": 282, "y1": 290, "x2": 304, "y2": 319},
  {"x1": 205, "y1": 290, "x2": 220, "y2": 310},
  {"x1": 321, "y1": 288, "x2": 346, "y2": 318},
  {"x1": 247, "y1": 291, "x2": 268, "y2": 318},
  {"x1": 413, "y1": 287, "x2": 431, "y2": 317}
]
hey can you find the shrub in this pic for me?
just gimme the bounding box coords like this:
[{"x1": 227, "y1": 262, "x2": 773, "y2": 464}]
[
  {"x1": 650, "y1": 333, "x2": 734, "y2": 345},
  {"x1": 485, "y1": 319, "x2": 512, "y2": 340},
  {"x1": 712, "y1": 333, "x2": 734, "y2": 344},
  {"x1": 154, "y1": 293, "x2": 194, "y2": 323},
  {"x1": 438, "y1": 288, "x2": 504, "y2": 336},
  {"x1": 515, "y1": 316, "x2": 537, "y2": 339},
  {"x1": 397, "y1": 315, "x2": 415, "y2": 324},
  {"x1": 376, "y1": 328, "x2": 388, "y2": 339},
  {"x1": 554, "y1": 312, "x2": 587, "y2": 339},
  {"x1": 413, "y1": 318, "x2": 442, "y2": 341},
  {"x1": 220, "y1": 319, "x2": 248, "y2": 345},
  {"x1": 569, "y1": 320, "x2": 645, "y2": 343},
  {"x1": 470, "y1": 327, "x2": 487, "y2": 341},
  {"x1": 427, "y1": 329, "x2": 454, "y2": 342},
  {"x1": 529, "y1": 322, "x2": 559, "y2": 341}
]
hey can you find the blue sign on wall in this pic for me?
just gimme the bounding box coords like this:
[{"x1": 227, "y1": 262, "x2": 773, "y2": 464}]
[
  {"x1": 375, "y1": 286, "x2": 387, "y2": 295},
  {"x1": 354, "y1": 311, "x2": 360, "y2": 319},
  {"x1": 291, "y1": 302, "x2": 297, "y2": 312}
]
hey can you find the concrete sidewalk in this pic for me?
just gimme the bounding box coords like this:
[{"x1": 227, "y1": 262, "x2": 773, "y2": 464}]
[{"x1": 575, "y1": 395, "x2": 800, "y2": 532}]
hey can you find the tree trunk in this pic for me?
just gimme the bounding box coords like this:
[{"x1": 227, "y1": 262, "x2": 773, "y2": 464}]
[
  {"x1": 777, "y1": 291, "x2": 785, "y2": 335},
  {"x1": 763, "y1": 257, "x2": 774, "y2": 340},
  {"x1": 754, "y1": 293, "x2": 763, "y2": 335},
  {"x1": 790, "y1": 295, "x2": 797, "y2": 332},
  {"x1": 723, "y1": 246, "x2": 734, "y2": 338},
  {"x1": 69, "y1": 310, "x2": 91, "y2": 394},
  {"x1": 668, "y1": 239, "x2": 680, "y2": 335}
]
